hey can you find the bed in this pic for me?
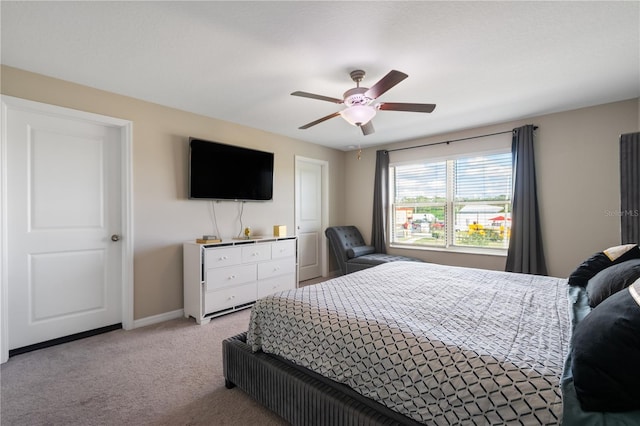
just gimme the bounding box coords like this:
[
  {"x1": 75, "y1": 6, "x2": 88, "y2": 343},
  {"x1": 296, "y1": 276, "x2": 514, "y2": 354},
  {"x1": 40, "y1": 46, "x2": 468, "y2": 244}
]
[{"x1": 223, "y1": 259, "x2": 640, "y2": 425}]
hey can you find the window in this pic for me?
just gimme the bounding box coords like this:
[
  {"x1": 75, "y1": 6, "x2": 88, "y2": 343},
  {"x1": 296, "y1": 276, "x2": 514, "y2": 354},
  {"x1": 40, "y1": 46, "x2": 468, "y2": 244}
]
[{"x1": 391, "y1": 152, "x2": 512, "y2": 251}]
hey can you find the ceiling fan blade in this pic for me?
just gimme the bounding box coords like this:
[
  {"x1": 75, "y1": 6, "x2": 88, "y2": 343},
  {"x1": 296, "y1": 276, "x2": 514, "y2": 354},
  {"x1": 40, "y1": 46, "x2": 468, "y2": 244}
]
[
  {"x1": 298, "y1": 111, "x2": 341, "y2": 129},
  {"x1": 360, "y1": 121, "x2": 375, "y2": 136},
  {"x1": 378, "y1": 102, "x2": 436, "y2": 113},
  {"x1": 365, "y1": 70, "x2": 408, "y2": 99},
  {"x1": 291, "y1": 91, "x2": 343, "y2": 104}
]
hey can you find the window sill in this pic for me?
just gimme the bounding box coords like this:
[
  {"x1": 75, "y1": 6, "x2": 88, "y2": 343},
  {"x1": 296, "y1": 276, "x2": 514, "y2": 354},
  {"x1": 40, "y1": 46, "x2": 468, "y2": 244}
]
[{"x1": 390, "y1": 243, "x2": 508, "y2": 257}]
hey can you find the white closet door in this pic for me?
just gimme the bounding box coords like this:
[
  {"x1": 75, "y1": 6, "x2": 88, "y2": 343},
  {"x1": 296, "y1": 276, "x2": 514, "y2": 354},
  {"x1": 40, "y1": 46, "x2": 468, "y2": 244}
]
[
  {"x1": 5, "y1": 101, "x2": 123, "y2": 350},
  {"x1": 295, "y1": 159, "x2": 323, "y2": 281}
]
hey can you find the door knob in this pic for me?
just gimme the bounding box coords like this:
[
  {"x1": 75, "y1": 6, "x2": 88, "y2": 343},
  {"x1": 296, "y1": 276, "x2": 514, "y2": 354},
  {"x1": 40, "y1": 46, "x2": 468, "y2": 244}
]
[{"x1": 111, "y1": 234, "x2": 121, "y2": 242}]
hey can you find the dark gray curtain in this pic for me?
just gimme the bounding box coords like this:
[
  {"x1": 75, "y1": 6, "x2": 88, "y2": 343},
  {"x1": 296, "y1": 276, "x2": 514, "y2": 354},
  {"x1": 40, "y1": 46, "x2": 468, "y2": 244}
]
[
  {"x1": 371, "y1": 150, "x2": 389, "y2": 253},
  {"x1": 621, "y1": 132, "x2": 640, "y2": 244},
  {"x1": 505, "y1": 125, "x2": 547, "y2": 275}
]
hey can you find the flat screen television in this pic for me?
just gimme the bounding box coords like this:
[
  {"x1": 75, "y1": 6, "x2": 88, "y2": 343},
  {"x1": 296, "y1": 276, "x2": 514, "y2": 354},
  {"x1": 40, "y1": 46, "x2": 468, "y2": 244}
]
[{"x1": 188, "y1": 138, "x2": 274, "y2": 201}]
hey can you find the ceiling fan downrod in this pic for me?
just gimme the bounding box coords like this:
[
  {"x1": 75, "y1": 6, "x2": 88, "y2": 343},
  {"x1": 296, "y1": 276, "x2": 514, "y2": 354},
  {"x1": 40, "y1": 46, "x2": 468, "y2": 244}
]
[{"x1": 349, "y1": 70, "x2": 366, "y2": 86}]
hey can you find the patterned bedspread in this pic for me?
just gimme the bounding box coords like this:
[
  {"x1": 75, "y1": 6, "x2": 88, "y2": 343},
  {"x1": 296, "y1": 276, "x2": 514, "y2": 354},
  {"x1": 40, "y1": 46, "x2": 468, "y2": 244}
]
[{"x1": 247, "y1": 261, "x2": 571, "y2": 425}]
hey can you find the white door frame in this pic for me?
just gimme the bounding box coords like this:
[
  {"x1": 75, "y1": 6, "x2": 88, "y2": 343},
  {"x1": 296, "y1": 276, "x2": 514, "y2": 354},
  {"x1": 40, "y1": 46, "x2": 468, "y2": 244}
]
[
  {"x1": 0, "y1": 95, "x2": 134, "y2": 363},
  {"x1": 294, "y1": 156, "x2": 329, "y2": 278}
]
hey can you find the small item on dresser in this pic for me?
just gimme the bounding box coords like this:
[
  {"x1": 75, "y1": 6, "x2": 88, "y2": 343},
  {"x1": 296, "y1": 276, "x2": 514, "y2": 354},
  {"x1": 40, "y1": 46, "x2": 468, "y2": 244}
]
[
  {"x1": 196, "y1": 238, "x2": 221, "y2": 244},
  {"x1": 202, "y1": 235, "x2": 218, "y2": 240},
  {"x1": 273, "y1": 225, "x2": 287, "y2": 237},
  {"x1": 244, "y1": 227, "x2": 251, "y2": 239}
]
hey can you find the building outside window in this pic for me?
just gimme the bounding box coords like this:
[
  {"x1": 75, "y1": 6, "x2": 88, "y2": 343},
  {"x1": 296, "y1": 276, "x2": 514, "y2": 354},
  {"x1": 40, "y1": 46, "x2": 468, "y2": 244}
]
[{"x1": 390, "y1": 151, "x2": 512, "y2": 251}]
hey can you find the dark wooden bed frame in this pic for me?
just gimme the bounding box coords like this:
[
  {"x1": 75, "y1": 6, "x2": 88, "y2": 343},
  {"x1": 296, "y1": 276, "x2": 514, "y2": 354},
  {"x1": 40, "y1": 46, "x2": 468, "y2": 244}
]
[{"x1": 223, "y1": 332, "x2": 423, "y2": 426}]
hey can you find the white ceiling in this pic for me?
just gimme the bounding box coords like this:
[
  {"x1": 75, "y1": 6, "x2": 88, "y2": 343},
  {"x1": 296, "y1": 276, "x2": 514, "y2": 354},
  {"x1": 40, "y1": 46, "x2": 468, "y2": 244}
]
[{"x1": 2, "y1": 1, "x2": 639, "y2": 151}]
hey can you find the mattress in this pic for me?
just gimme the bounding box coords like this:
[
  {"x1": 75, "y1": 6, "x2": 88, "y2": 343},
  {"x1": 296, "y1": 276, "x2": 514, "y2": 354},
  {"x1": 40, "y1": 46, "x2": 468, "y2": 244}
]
[{"x1": 247, "y1": 261, "x2": 571, "y2": 424}]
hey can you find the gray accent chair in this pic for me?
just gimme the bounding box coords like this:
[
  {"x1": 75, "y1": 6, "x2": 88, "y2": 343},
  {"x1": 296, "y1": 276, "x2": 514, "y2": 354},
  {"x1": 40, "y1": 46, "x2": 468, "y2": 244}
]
[{"x1": 325, "y1": 226, "x2": 423, "y2": 275}]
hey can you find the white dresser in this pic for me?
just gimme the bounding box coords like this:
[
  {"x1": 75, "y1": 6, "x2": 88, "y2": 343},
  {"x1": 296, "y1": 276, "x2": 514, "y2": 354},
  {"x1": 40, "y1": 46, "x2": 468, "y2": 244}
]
[{"x1": 183, "y1": 237, "x2": 297, "y2": 324}]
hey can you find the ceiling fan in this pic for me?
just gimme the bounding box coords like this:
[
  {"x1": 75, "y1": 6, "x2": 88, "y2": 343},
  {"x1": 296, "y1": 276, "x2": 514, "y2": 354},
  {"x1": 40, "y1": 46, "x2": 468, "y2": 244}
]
[{"x1": 291, "y1": 69, "x2": 436, "y2": 136}]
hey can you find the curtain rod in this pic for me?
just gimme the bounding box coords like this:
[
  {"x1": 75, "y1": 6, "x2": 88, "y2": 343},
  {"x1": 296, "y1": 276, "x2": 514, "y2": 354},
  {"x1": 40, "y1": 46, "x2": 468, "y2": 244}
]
[{"x1": 385, "y1": 126, "x2": 538, "y2": 153}]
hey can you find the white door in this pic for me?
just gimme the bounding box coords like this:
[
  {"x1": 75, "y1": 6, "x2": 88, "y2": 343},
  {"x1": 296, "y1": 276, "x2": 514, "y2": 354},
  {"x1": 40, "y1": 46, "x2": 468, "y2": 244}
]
[
  {"x1": 3, "y1": 98, "x2": 129, "y2": 352},
  {"x1": 295, "y1": 157, "x2": 326, "y2": 282}
]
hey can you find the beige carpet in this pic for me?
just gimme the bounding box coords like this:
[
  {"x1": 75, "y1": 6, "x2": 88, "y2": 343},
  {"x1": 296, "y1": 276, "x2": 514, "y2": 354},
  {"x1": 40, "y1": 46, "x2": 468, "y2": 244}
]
[{"x1": 0, "y1": 309, "x2": 288, "y2": 426}]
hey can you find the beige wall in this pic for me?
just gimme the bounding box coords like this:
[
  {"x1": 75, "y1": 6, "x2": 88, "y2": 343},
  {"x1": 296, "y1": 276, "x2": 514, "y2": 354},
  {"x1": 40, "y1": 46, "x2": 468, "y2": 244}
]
[
  {"x1": 3, "y1": 65, "x2": 639, "y2": 318},
  {"x1": 345, "y1": 98, "x2": 639, "y2": 278},
  {"x1": 1, "y1": 66, "x2": 346, "y2": 320}
]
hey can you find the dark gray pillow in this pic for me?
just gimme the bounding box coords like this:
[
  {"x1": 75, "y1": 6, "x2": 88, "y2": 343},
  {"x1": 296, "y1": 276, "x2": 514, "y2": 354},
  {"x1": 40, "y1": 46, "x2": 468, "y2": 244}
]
[
  {"x1": 586, "y1": 258, "x2": 640, "y2": 307},
  {"x1": 346, "y1": 245, "x2": 375, "y2": 259},
  {"x1": 572, "y1": 280, "x2": 640, "y2": 412},
  {"x1": 568, "y1": 244, "x2": 640, "y2": 287}
]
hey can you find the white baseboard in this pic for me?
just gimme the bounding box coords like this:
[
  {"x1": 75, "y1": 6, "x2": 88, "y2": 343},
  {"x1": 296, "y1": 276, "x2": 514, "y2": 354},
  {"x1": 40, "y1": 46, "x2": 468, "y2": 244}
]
[{"x1": 133, "y1": 309, "x2": 184, "y2": 329}]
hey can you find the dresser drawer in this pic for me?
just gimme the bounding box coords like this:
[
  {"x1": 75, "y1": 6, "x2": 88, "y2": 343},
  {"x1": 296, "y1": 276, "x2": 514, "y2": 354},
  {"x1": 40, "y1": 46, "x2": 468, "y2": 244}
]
[
  {"x1": 241, "y1": 243, "x2": 271, "y2": 263},
  {"x1": 258, "y1": 259, "x2": 296, "y2": 281},
  {"x1": 204, "y1": 283, "x2": 256, "y2": 314},
  {"x1": 206, "y1": 264, "x2": 256, "y2": 291},
  {"x1": 257, "y1": 275, "x2": 296, "y2": 298},
  {"x1": 272, "y1": 239, "x2": 296, "y2": 259},
  {"x1": 204, "y1": 247, "x2": 241, "y2": 269}
]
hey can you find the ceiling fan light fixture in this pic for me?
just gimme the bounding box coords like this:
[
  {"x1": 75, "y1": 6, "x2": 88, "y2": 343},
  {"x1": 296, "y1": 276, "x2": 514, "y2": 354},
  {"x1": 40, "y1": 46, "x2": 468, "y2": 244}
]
[{"x1": 340, "y1": 105, "x2": 376, "y2": 126}]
